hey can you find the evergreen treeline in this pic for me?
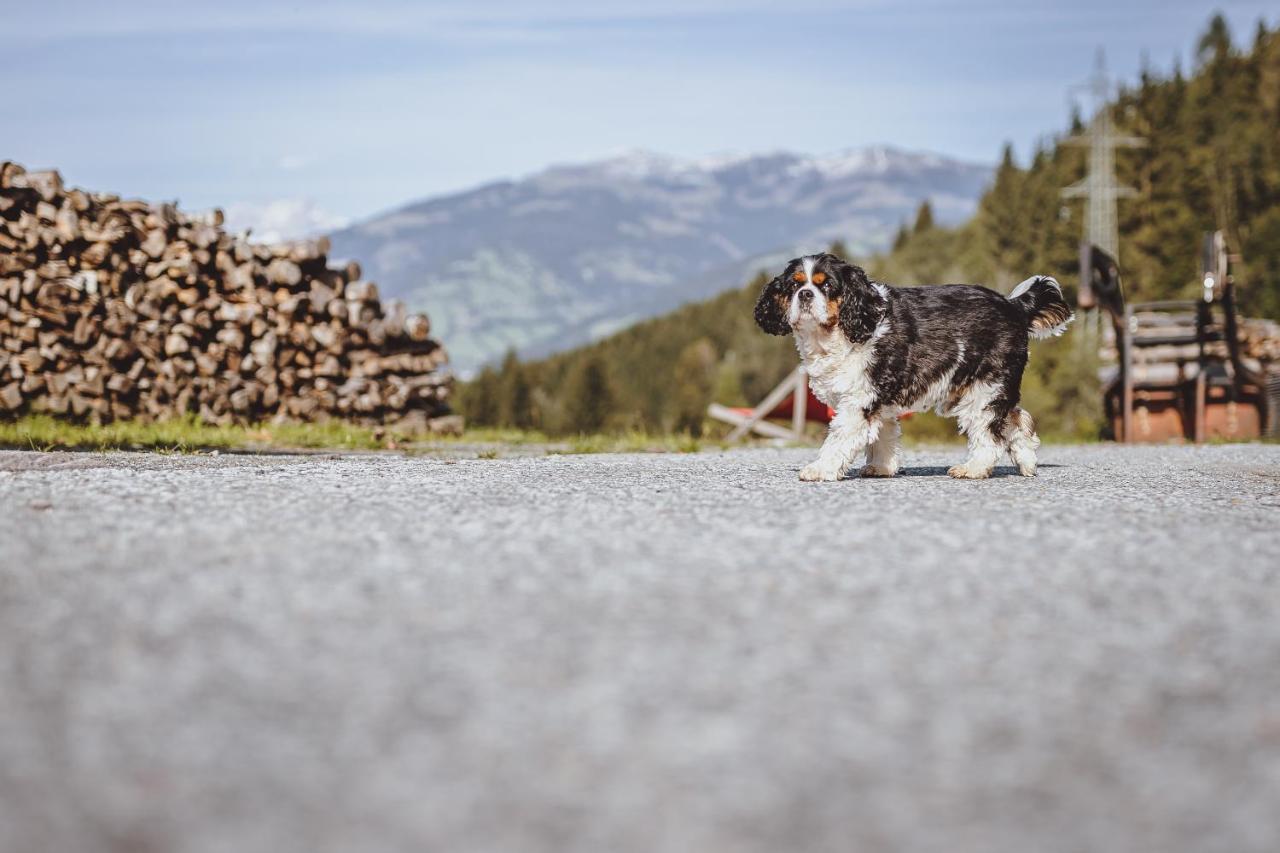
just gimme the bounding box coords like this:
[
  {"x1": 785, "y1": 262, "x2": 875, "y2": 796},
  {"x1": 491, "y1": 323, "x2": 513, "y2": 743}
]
[{"x1": 462, "y1": 14, "x2": 1278, "y2": 438}]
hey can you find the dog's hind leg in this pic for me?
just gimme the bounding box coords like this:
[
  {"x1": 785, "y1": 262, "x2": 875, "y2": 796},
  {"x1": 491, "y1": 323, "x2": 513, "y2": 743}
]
[
  {"x1": 1003, "y1": 407, "x2": 1040, "y2": 476},
  {"x1": 862, "y1": 415, "x2": 901, "y2": 477},
  {"x1": 948, "y1": 382, "x2": 1006, "y2": 480}
]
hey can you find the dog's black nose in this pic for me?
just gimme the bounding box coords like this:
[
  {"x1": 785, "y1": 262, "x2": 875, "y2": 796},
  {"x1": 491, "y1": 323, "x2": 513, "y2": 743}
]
[{"x1": 797, "y1": 288, "x2": 814, "y2": 303}]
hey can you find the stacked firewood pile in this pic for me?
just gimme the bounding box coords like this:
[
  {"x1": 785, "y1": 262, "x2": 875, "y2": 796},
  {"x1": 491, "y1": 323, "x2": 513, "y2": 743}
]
[
  {"x1": 1099, "y1": 312, "x2": 1280, "y2": 365},
  {"x1": 0, "y1": 161, "x2": 456, "y2": 432},
  {"x1": 1240, "y1": 317, "x2": 1280, "y2": 361}
]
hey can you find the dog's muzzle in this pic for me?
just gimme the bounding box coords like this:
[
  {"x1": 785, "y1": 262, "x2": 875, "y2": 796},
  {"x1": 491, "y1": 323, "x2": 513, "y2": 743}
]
[{"x1": 791, "y1": 284, "x2": 823, "y2": 323}]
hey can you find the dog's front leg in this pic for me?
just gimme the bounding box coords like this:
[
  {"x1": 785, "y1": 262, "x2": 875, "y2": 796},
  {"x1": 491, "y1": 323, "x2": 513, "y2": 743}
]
[{"x1": 799, "y1": 409, "x2": 877, "y2": 482}]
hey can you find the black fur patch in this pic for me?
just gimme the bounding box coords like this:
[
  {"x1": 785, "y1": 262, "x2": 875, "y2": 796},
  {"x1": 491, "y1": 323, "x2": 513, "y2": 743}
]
[
  {"x1": 830, "y1": 257, "x2": 887, "y2": 343},
  {"x1": 864, "y1": 284, "x2": 1029, "y2": 430},
  {"x1": 753, "y1": 273, "x2": 792, "y2": 336}
]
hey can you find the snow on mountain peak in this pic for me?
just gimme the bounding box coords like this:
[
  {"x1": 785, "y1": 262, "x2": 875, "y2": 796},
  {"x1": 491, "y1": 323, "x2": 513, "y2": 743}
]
[{"x1": 547, "y1": 146, "x2": 975, "y2": 184}]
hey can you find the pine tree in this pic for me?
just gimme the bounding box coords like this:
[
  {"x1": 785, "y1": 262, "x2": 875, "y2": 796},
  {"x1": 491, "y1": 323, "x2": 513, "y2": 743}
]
[
  {"x1": 1197, "y1": 13, "x2": 1233, "y2": 66},
  {"x1": 891, "y1": 224, "x2": 910, "y2": 252},
  {"x1": 977, "y1": 144, "x2": 1030, "y2": 286},
  {"x1": 562, "y1": 355, "x2": 614, "y2": 434},
  {"x1": 497, "y1": 348, "x2": 533, "y2": 429},
  {"x1": 1069, "y1": 105, "x2": 1085, "y2": 134},
  {"x1": 712, "y1": 354, "x2": 747, "y2": 408},
  {"x1": 672, "y1": 338, "x2": 717, "y2": 435},
  {"x1": 912, "y1": 200, "x2": 935, "y2": 233},
  {"x1": 463, "y1": 367, "x2": 502, "y2": 427}
]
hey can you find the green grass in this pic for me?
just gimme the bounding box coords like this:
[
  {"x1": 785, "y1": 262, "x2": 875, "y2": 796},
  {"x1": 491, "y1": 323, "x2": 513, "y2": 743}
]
[
  {"x1": 3, "y1": 414, "x2": 1103, "y2": 457},
  {"x1": 0, "y1": 416, "x2": 719, "y2": 456},
  {"x1": 0, "y1": 415, "x2": 387, "y2": 453},
  {"x1": 551, "y1": 430, "x2": 715, "y2": 455},
  {"x1": 447, "y1": 427, "x2": 552, "y2": 445}
]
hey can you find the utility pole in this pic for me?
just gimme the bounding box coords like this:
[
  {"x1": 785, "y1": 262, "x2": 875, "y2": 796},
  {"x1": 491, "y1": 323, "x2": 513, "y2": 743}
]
[{"x1": 1061, "y1": 50, "x2": 1145, "y2": 332}]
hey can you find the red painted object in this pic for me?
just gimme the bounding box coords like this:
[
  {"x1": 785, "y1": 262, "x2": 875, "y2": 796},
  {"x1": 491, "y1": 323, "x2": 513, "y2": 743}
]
[
  {"x1": 727, "y1": 388, "x2": 831, "y2": 423},
  {"x1": 728, "y1": 389, "x2": 915, "y2": 425}
]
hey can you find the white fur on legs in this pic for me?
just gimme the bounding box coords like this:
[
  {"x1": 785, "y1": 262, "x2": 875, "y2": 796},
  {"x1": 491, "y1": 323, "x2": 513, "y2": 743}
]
[
  {"x1": 948, "y1": 382, "x2": 1002, "y2": 479},
  {"x1": 949, "y1": 432, "x2": 1002, "y2": 479},
  {"x1": 800, "y1": 410, "x2": 878, "y2": 482},
  {"x1": 862, "y1": 415, "x2": 901, "y2": 477},
  {"x1": 1003, "y1": 407, "x2": 1040, "y2": 476}
]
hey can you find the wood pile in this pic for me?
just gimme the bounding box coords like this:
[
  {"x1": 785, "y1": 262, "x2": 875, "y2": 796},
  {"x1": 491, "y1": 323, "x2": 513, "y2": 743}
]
[
  {"x1": 0, "y1": 161, "x2": 457, "y2": 432},
  {"x1": 1240, "y1": 317, "x2": 1280, "y2": 362},
  {"x1": 1099, "y1": 311, "x2": 1280, "y2": 365}
]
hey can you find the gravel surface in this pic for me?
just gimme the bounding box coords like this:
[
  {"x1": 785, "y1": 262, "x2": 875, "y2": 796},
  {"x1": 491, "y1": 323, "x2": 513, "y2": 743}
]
[{"x1": 2, "y1": 443, "x2": 1279, "y2": 853}]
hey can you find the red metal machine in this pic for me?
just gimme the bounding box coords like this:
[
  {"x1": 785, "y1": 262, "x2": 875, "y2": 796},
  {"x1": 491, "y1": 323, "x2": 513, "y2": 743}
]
[{"x1": 1094, "y1": 235, "x2": 1278, "y2": 442}]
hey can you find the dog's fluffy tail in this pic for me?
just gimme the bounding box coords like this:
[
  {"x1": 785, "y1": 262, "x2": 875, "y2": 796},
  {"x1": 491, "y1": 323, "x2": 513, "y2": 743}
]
[{"x1": 1009, "y1": 275, "x2": 1074, "y2": 340}]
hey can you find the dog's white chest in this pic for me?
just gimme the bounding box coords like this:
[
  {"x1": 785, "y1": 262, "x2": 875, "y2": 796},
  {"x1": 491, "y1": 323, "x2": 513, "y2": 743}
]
[{"x1": 795, "y1": 328, "x2": 875, "y2": 410}]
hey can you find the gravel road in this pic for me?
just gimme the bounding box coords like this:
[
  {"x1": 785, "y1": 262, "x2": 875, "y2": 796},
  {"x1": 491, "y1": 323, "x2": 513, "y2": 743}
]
[{"x1": 2, "y1": 443, "x2": 1279, "y2": 853}]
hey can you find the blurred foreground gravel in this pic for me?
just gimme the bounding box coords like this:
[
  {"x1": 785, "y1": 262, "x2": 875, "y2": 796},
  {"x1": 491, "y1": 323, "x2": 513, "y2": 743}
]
[{"x1": 2, "y1": 443, "x2": 1279, "y2": 853}]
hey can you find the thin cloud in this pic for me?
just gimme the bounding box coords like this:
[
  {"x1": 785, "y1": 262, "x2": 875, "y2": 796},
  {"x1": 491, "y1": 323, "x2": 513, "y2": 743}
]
[{"x1": 223, "y1": 199, "x2": 350, "y2": 243}]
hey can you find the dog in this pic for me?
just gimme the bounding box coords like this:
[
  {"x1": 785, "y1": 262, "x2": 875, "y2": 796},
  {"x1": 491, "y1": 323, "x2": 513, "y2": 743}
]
[{"x1": 754, "y1": 253, "x2": 1073, "y2": 481}]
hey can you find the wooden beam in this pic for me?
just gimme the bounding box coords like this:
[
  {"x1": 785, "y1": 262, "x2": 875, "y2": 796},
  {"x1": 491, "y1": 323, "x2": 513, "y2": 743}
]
[
  {"x1": 1122, "y1": 305, "x2": 1133, "y2": 443},
  {"x1": 725, "y1": 368, "x2": 801, "y2": 442},
  {"x1": 791, "y1": 365, "x2": 807, "y2": 438},
  {"x1": 708, "y1": 403, "x2": 798, "y2": 441}
]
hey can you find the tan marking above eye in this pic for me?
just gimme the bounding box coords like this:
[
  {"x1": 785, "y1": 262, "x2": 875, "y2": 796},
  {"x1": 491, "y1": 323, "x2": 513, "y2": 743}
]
[
  {"x1": 792, "y1": 271, "x2": 806, "y2": 283},
  {"x1": 811, "y1": 272, "x2": 827, "y2": 285}
]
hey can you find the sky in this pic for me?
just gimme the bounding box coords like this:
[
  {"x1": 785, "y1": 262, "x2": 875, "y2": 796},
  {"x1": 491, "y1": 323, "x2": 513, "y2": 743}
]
[{"x1": 4, "y1": 0, "x2": 1276, "y2": 238}]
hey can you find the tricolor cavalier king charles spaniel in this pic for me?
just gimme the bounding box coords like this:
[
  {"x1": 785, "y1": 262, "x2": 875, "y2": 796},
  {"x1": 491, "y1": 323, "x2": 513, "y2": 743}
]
[{"x1": 755, "y1": 253, "x2": 1073, "y2": 481}]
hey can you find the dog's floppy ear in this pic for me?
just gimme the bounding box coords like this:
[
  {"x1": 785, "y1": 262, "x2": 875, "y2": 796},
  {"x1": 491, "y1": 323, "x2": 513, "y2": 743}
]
[
  {"x1": 754, "y1": 274, "x2": 792, "y2": 336},
  {"x1": 834, "y1": 262, "x2": 885, "y2": 344}
]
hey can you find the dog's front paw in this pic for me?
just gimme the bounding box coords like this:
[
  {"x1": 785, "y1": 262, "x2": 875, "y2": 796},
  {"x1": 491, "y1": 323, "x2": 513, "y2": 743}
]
[
  {"x1": 860, "y1": 464, "x2": 898, "y2": 478},
  {"x1": 947, "y1": 463, "x2": 991, "y2": 480},
  {"x1": 799, "y1": 462, "x2": 841, "y2": 482}
]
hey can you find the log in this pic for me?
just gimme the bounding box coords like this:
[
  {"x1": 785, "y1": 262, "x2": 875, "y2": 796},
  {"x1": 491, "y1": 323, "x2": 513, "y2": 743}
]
[
  {"x1": 1, "y1": 382, "x2": 24, "y2": 410},
  {"x1": 405, "y1": 314, "x2": 431, "y2": 341},
  {"x1": 344, "y1": 280, "x2": 379, "y2": 302}
]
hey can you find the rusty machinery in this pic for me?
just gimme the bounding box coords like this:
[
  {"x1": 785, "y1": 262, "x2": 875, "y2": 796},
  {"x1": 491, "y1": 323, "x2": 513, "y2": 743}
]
[{"x1": 1092, "y1": 233, "x2": 1278, "y2": 443}]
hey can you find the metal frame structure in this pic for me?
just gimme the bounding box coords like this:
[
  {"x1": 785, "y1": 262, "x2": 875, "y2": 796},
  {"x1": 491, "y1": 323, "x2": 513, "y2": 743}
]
[
  {"x1": 1061, "y1": 50, "x2": 1145, "y2": 350},
  {"x1": 1061, "y1": 51, "x2": 1146, "y2": 270}
]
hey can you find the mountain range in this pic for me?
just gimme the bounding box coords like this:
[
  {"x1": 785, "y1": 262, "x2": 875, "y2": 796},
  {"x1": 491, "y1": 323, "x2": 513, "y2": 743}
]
[{"x1": 327, "y1": 147, "x2": 992, "y2": 373}]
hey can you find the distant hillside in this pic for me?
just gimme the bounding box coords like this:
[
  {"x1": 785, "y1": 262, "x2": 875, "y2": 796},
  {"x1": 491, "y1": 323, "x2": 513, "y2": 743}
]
[
  {"x1": 462, "y1": 14, "x2": 1280, "y2": 440},
  {"x1": 328, "y1": 147, "x2": 991, "y2": 372}
]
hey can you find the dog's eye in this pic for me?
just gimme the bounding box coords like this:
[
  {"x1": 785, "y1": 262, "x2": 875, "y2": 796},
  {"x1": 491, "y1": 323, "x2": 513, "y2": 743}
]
[
  {"x1": 791, "y1": 271, "x2": 805, "y2": 283},
  {"x1": 811, "y1": 272, "x2": 827, "y2": 285}
]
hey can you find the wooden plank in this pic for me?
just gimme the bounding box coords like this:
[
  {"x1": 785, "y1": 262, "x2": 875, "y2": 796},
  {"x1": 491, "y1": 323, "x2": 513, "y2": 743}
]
[
  {"x1": 709, "y1": 403, "x2": 798, "y2": 441},
  {"x1": 791, "y1": 365, "x2": 807, "y2": 437},
  {"x1": 727, "y1": 367, "x2": 802, "y2": 442},
  {"x1": 1122, "y1": 305, "x2": 1134, "y2": 443}
]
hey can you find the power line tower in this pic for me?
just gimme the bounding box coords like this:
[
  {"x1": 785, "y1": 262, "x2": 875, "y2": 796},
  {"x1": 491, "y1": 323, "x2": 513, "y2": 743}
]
[{"x1": 1061, "y1": 50, "x2": 1145, "y2": 324}]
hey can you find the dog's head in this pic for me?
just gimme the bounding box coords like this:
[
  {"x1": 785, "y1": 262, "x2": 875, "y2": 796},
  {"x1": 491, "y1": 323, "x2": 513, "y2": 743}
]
[{"x1": 754, "y1": 253, "x2": 885, "y2": 343}]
